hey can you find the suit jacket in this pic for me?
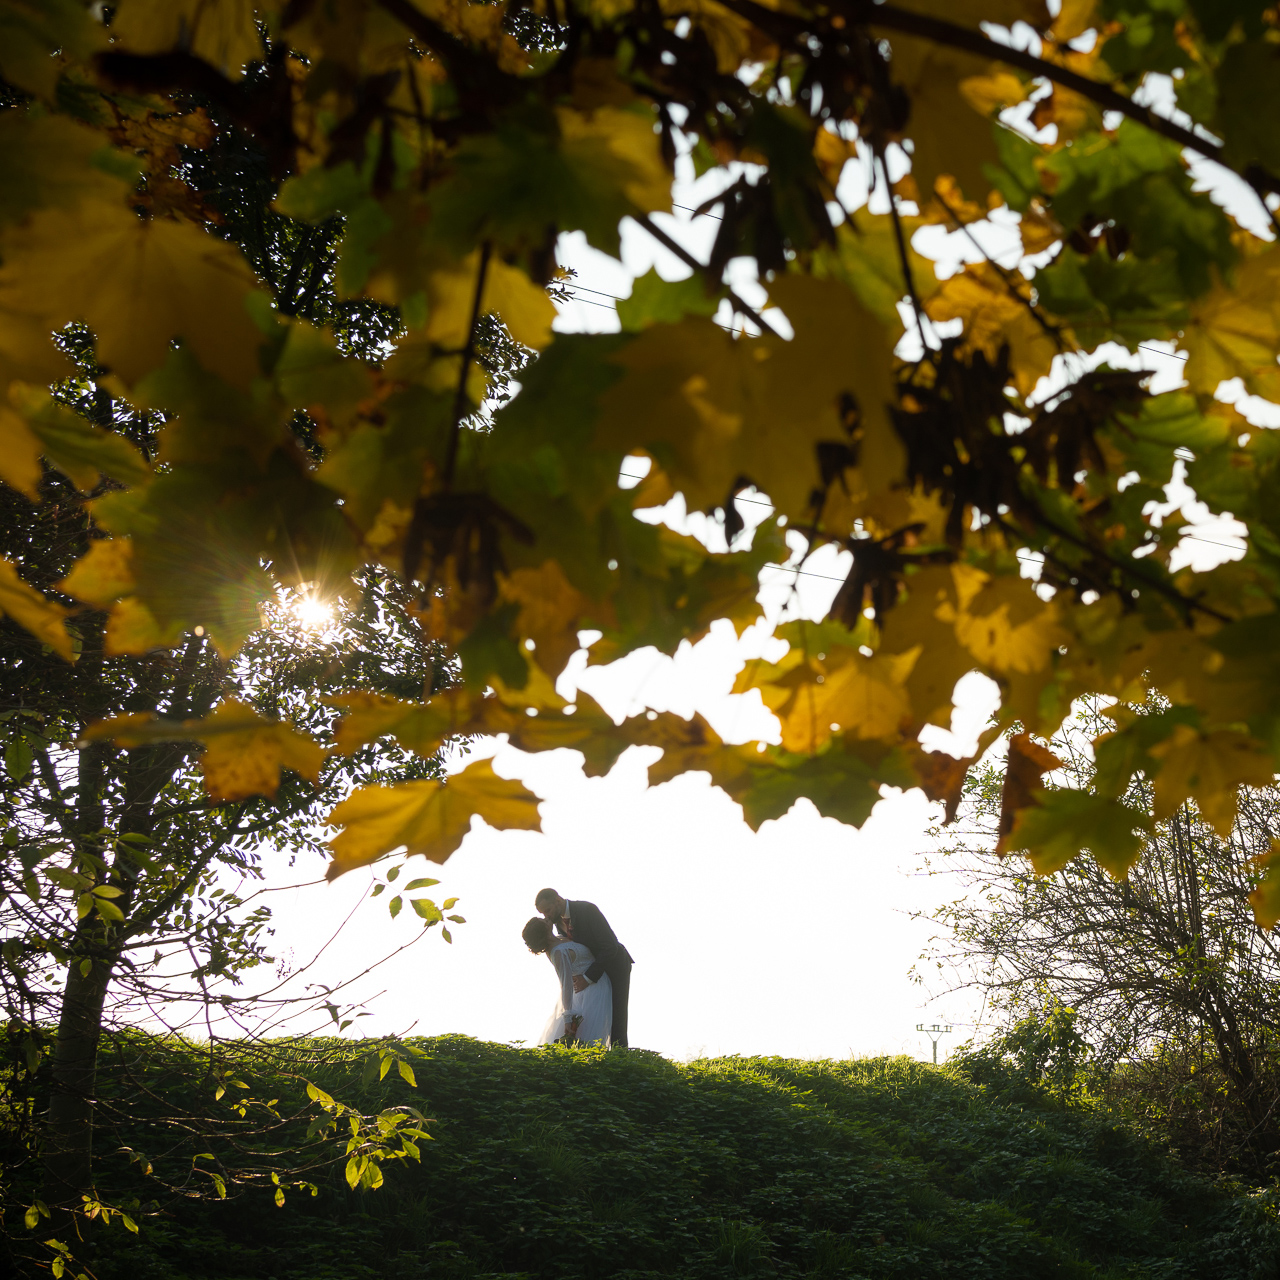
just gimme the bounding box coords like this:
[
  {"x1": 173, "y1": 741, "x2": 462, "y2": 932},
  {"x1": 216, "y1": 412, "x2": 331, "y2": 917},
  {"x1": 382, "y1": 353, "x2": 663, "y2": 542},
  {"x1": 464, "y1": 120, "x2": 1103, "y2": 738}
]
[{"x1": 562, "y1": 899, "x2": 633, "y2": 986}]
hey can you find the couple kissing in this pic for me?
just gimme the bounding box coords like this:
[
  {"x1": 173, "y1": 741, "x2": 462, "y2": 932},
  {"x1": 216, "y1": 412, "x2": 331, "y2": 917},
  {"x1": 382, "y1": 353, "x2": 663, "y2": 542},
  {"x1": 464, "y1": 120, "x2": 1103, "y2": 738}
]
[{"x1": 522, "y1": 890, "x2": 633, "y2": 1050}]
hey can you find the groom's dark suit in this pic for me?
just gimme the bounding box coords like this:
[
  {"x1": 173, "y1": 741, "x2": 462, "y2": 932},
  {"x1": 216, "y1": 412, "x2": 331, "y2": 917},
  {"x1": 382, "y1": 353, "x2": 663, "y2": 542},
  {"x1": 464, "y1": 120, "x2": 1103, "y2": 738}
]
[{"x1": 562, "y1": 900, "x2": 633, "y2": 1049}]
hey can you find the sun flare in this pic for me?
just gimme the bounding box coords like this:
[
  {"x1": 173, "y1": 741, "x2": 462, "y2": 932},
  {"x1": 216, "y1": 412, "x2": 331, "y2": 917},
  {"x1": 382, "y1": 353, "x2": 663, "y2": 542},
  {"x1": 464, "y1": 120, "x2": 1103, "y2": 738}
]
[{"x1": 291, "y1": 592, "x2": 335, "y2": 631}]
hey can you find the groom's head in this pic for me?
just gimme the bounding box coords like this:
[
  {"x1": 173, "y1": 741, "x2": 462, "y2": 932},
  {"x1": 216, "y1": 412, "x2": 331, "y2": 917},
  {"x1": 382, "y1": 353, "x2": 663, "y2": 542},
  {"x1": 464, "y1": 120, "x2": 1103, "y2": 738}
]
[{"x1": 535, "y1": 888, "x2": 565, "y2": 919}]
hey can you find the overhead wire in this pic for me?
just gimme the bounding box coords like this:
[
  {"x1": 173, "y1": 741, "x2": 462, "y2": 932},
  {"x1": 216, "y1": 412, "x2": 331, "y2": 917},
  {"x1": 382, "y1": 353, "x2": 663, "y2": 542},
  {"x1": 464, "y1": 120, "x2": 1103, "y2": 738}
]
[{"x1": 558, "y1": 282, "x2": 754, "y2": 336}]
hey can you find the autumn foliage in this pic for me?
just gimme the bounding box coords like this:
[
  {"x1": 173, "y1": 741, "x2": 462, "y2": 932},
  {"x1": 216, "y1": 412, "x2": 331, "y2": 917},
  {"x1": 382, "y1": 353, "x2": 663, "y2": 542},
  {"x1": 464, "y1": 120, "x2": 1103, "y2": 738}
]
[{"x1": 3, "y1": 0, "x2": 1280, "y2": 903}]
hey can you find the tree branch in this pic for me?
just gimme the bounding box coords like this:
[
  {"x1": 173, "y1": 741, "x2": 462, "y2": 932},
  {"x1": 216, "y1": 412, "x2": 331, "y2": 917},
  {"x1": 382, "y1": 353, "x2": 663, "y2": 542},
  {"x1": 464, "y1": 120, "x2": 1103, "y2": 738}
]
[
  {"x1": 838, "y1": 1, "x2": 1227, "y2": 166},
  {"x1": 444, "y1": 241, "x2": 493, "y2": 489},
  {"x1": 632, "y1": 214, "x2": 781, "y2": 338},
  {"x1": 718, "y1": 0, "x2": 1275, "y2": 211}
]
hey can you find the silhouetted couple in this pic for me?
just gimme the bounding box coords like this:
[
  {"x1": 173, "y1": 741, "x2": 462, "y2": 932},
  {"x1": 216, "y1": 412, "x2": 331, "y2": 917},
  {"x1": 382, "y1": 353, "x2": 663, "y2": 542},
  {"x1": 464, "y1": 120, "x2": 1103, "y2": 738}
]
[{"x1": 522, "y1": 890, "x2": 632, "y2": 1049}]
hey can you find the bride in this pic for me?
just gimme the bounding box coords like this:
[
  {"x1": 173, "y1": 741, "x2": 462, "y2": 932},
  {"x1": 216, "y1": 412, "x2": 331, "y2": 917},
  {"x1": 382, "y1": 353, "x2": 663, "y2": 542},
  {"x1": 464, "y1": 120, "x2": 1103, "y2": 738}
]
[{"x1": 522, "y1": 917, "x2": 613, "y2": 1047}]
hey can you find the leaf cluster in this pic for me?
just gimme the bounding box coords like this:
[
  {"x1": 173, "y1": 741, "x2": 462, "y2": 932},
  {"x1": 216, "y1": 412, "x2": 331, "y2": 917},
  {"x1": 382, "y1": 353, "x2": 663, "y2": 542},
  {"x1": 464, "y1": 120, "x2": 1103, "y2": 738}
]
[{"x1": 4, "y1": 3, "x2": 1280, "y2": 921}]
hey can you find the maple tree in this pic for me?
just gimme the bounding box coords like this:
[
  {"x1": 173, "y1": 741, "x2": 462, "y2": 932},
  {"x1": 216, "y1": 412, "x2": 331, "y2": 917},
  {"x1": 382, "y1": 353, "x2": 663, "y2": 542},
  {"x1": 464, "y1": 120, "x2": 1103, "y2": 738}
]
[{"x1": 2, "y1": 0, "x2": 1280, "y2": 1144}]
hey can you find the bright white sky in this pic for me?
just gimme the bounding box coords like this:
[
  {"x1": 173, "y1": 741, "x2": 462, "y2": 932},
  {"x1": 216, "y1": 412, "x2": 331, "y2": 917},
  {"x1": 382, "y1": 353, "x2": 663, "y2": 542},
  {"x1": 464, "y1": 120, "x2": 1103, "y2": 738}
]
[{"x1": 226, "y1": 99, "x2": 1277, "y2": 1066}]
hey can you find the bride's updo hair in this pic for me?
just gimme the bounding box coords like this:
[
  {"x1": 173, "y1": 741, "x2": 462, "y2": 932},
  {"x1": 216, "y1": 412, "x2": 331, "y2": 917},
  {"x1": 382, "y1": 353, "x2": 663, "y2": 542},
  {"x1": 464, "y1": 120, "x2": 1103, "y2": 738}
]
[{"x1": 522, "y1": 916, "x2": 554, "y2": 954}]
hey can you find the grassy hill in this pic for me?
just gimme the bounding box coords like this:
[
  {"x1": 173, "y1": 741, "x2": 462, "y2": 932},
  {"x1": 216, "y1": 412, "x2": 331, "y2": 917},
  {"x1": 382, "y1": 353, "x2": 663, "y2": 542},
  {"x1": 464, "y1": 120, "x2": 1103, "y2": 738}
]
[{"x1": 52, "y1": 1038, "x2": 1280, "y2": 1279}]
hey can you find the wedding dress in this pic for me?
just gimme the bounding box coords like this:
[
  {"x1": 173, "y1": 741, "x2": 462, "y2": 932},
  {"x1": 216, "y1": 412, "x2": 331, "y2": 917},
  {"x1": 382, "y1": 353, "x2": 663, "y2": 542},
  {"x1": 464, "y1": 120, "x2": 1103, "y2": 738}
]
[{"x1": 537, "y1": 939, "x2": 613, "y2": 1048}]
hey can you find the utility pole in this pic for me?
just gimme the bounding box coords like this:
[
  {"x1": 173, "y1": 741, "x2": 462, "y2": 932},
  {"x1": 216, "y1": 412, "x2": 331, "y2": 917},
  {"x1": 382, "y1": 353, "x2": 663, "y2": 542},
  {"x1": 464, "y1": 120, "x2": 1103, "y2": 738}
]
[{"x1": 917, "y1": 1023, "x2": 952, "y2": 1065}]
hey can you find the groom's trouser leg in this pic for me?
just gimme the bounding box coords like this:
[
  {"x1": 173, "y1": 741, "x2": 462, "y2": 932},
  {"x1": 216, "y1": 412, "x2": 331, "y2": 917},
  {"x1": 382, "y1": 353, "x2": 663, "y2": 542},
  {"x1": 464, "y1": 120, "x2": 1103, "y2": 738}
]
[{"x1": 607, "y1": 962, "x2": 631, "y2": 1048}]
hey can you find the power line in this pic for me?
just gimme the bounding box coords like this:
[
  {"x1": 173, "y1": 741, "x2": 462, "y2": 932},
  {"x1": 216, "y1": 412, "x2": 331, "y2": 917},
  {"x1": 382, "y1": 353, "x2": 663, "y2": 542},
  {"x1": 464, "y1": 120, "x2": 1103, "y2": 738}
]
[
  {"x1": 619, "y1": 471, "x2": 775, "y2": 508},
  {"x1": 1181, "y1": 531, "x2": 1246, "y2": 550},
  {"x1": 559, "y1": 285, "x2": 755, "y2": 337},
  {"x1": 762, "y1": 562, "x2": 849, "y2": 583},
  {"x1": 672, "y1": 202, "x2": 723, "y2": 221},
  {"x1": 565, "y1": 292, "x2": 619, "y2": 313},
  {"x1": 569, "y1": 283, "x2": 627, "y2": 301}
]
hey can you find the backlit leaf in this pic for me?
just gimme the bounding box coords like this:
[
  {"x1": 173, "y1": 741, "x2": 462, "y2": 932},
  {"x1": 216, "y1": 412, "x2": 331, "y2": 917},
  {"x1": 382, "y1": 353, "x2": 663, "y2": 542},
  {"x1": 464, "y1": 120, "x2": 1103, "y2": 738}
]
[
  {"x1": 324, "y1": 758, "x2": 543, "y2": 877},
  {"x1": 2, "y1": 384, "x2": 149, "y2": 495},
  {"x1": 1148, "y1": 725, "x2": 1276, "y2": 836},
  {"x1": 0, "y1": 195, "x2": 263, "y2": 387},
  {"x1": 57, "y1": 538, "x2": 135, "y2": 609},
  {"x1": 996, "y1": 733, "x2": 1063, "y2": 854},
  {"x1": 83, "y1": 700, "x2": 326, "y2": 801},
  {"x1": 0, "y1": 557, "x2": 73, "y2": 660},
  {"x1": 1181, "y1": 247, "x2": 1280, "y2": 399},
  {"x1": 1005, "y1": 788, "x2": 1152, "y2": 878},
  {"x1": 600, "y1": 275, "x2": 902, "y2": 519},
  {"x1": 925, "y1": 263, "x2": 1063, "y2": 397},
  {"x1": 1248, "y1": 839, "x2": 1280, "y2": 930},
  {"x1": 0, "y1": 0, "x2": 104, "y2": 99}
]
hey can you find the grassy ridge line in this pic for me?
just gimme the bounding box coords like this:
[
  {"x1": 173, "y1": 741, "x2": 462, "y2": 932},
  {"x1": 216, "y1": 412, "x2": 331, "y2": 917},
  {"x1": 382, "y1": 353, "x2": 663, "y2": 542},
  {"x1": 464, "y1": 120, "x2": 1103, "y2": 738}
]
[{"x1": 61, "y1": 1038, "x2": 1280, "y2": 1278}]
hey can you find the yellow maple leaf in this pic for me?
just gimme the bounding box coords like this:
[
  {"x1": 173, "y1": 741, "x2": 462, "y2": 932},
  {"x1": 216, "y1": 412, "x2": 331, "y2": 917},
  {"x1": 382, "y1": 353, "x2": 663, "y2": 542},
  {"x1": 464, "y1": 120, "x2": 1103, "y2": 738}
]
[
  {"x1": 1050, "y1": 0, "x2": 1097, "y2": 41},
  {"x1": 200, "y1": 705, "x2": 326, "y2": 802},
  {"x1": 0, "y1": 0, "x2": 105, "y2": 99},
  {"x1": 942, "y1": 566, "x2": 1068, "y2": 675},
  {"x1": 274, "y1": 320, "x2": 375, "y2": 430},
  {"x1": 737, "y1": 641, "x2": 917, "y2": 754},
  {"x1": 0, "y1": 556, "x2": 73, "y2": 660},
  {"x1": 329, "y1": 689, "x2": 480, "y2": 757},
  {"x1": 421, "y1": 251, "x2": 555, "y2": 352},
  {"x1": 811, "y1": 207, "x2": 940, "y2": 333},
  {"x1": 110, "y1": 0, "x2": 262, "y2": 79},
  {"x1": 1248, "y1": 839, "x2": 1280, "y2": 930},
  {"x1": 1, "y1": 383, "x2": 150, "y2": 495},
  {"x1": 879, "y1": 565, "x2": 976, "y2": 728},
  {"x1": 557, "y1": 104, "x2": 672, "y2": 214},
  {"x1": 878, "y1": 34, "x2": 1002, "y2": 201},
  {"x1": 0, "y1": 287, "x2": 74, "y2": 392},
  {"x1": 925, "y1": 263, "x2": 1063, "y2": 396},
  {"x1": 1030, "y1": 85, "x2": 1101, "y2": 142},
  {"x1": 103, "y1": 597, "x2": 181, "y2": 656},
  {"x1": 813, "y1": 125, "x2": 858, "y2": 190},
  {"x1": 500, "y1": 690, "x2": 632, "y2": 778},
  {"x1": 84, "y1": 699, "x2": 325, "y2": 800},
  {"x1": 1134, "y1": 627, "x2": 1255, "y2": 727},
  {"x1": 1181, "y1": 250, "x2": 1280, "y2": 399},
  {"x1": 0, "y1": 399, "x2": 40, "y2": 496},
  {"x1": 0, "y1": 195, "x2": 263, "y2": 388},
  {"x1": 0, "y1": 113, "x2": 125, "y2": 229},
  {"x1": 498, "y1": 560, "x2": 595, "y2": 678},
  {"x1": 626, "y1": 710, "x2": 757, "y2": 801},
  {"x1": 58, "y1": 538, "x2": 136, "y2": 608},
  {"x1": 1149, "y1": 725, "x2": 1276, "y2": 836},
  {"x1": 329, "y1": 677, "x2": 626, "y2": 775},
  {"x1": 424, "y1": 0, "x2": 529, "y2": 72},
  {"x1": 324, "y1": 758, "x2": 543, "y2": 877},
  {"x1": 601, "y1": 275, "x2": 902, "y2": 520},
  {"x1": 776, "y1": 649, "x2": 917, "y2": 753},
  {"x1": 958, "y1": 70, "x2": 1028, "y2": 117}
]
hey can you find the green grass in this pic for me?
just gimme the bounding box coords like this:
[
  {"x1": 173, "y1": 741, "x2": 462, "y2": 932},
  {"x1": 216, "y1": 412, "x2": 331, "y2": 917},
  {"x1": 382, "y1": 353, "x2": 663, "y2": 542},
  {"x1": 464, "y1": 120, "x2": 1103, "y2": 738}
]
[{"x1": 70, "y1": 1038, "x2": 1280, "y2": 1279}]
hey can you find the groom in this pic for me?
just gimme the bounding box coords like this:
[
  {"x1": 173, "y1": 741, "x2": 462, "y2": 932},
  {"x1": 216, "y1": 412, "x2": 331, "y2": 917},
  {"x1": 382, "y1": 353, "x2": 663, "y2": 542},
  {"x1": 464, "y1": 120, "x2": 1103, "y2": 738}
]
[{"x1": 535, "y1": 889, "x2": 633, "y2": 1049}]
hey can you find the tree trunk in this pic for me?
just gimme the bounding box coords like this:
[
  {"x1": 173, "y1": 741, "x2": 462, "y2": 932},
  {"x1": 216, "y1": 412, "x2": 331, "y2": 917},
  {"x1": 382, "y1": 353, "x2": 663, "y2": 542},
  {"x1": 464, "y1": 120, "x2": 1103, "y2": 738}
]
[{"x1": 41, "y1": 950, "x2": 114, "y2": 1209}]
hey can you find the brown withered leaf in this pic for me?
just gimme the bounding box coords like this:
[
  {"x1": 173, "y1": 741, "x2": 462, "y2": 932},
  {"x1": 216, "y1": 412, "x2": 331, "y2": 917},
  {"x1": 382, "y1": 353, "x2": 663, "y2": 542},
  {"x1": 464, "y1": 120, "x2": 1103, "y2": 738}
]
[{"x1": 996, "y1": 732, "x2": 1063, "y2": 853}]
